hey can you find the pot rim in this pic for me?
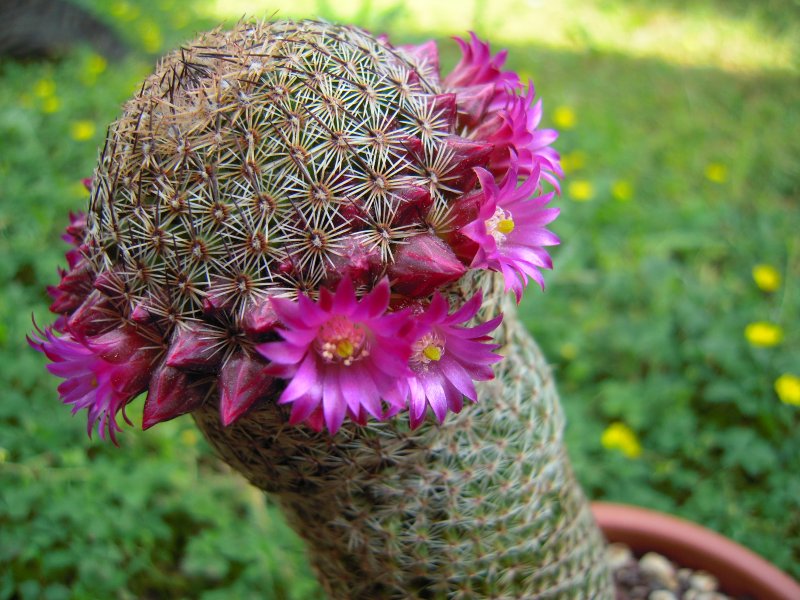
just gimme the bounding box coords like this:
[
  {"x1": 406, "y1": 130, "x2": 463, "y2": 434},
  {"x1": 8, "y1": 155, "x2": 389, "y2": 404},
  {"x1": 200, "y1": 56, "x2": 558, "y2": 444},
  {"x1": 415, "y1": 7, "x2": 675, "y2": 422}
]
[{"x1": 591, "y1": 501, "x2": 800, "y2": 600}]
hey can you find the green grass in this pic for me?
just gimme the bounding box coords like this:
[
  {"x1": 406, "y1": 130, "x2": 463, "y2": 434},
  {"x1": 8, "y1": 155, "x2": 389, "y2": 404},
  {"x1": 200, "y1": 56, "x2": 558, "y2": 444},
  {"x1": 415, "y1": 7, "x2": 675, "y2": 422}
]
[{"x1": 1, "y1": 0, "x2": 798, "y2": 597}]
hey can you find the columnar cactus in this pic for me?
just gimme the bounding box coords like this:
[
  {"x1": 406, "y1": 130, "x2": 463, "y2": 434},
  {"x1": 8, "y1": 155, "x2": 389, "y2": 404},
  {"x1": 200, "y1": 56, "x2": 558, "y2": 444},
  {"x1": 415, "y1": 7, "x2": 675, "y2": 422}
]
[{"x1": 32, "y1": 20, "x2": 613, "y2": 598}]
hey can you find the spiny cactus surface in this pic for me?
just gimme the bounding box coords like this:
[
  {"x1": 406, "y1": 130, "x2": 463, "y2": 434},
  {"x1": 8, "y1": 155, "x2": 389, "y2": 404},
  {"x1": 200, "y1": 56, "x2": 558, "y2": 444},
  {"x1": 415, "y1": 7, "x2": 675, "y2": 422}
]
[{"x1": 88, "y1": 20, "x2": 458, "y2": 318}]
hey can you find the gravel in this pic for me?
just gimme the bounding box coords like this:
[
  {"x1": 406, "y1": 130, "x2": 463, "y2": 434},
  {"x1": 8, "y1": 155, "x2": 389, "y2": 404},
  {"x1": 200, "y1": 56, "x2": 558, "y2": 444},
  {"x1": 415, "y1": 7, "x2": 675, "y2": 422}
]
[{"x1": 609, "y1": 543, "x2": 755, "y2": 600}]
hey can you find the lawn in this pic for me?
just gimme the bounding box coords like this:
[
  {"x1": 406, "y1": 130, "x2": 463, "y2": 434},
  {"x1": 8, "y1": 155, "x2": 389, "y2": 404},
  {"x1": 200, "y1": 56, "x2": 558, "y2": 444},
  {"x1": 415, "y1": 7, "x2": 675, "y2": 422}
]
[{"x1": 1, "y1": 0, "x2": 798, "y2": 597}]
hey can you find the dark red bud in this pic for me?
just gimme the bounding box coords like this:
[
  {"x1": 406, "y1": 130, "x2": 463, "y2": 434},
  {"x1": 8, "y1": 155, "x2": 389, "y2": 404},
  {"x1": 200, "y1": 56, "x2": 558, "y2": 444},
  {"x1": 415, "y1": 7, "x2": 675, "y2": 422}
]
[
  {"x1": 219, "y1": 353, "x2": 276, "y2": 426},
  {"x1": 130, "y1": 303, "x2": 152, "y2": 323},
  {"x1": 142, "y1": 363, "x2": 208, "y2": 429},
  {"x1": 64, "y1": 245, "x2": 85, "y2": 270},
  {"x1": 88, "y1": 326, "x2": 153, "y2": 364},
  {"x1": 81, "y1": 178, "x2": 92, "y2": 192},
  {"x1": 93, "y1": 268, "x2": 125, "y2": 299},
  {"x1": 325, "y1": 239, "x2": 382, "y2": 288},
  {"x1": 242, "y1": 298, "x2": 279, "y2": 338},
  {"x1": 165, "y1": 322, "x2": 224, "y2": 373},
  {"x1": 392, "y1": 185, "x2": 433, "y2": 226},
  {"x1": 66, "y1": 293, "x2": 111, "y2": 340},
  {"x1": 454, "y1": 84, "x2": 496, "y2": 129},
  {"x1": 338, "y1": 196, "x2": 367, "y2": 223},
  {"x1": 48, "y1": 260, "x2": 94, "y2": 315},
  {"x1": 203, "y1": 277, "x2": 234, "y2": 314},
  {"x1": 111, "y1": 349, "x2": 159, "y2": 399},
  {"x1": 87, "y1": 326, "x2": 161, "y2": 399},
  {"x1": 444, "y1": 189, "x2": 486, "y2": 264},
  {"x1": 388, "y1": 233, "x2": 466, "y2": 298},
  {"x1": 399, "y1": 135, "x2": 424, "y2": 163},
  {"x1": 400, "y1": 40, "x2": 441, "y2": 84},
  {"x1": 278, "y1": 259, "x2": 295, "y2": 275},
  {"x1": 447, "y1": 188, "x2": 485, "y2": 229},
  {"x1": 429, "y1": 94, "x2": 457, "y2": 129},
  {"x1": 441, "y1": 136, "x2": 494, "y2": 191}
]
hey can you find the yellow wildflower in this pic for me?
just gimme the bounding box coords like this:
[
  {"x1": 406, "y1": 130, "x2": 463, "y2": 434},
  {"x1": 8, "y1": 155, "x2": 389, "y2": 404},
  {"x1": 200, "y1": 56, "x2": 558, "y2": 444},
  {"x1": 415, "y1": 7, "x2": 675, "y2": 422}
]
[
  {"x1": 34, "y1": 79, "x2": 56, "y2": 98},
  {"x1": 86, "y1": 54, "x2": 107, "y2": 76},
  {"x1": 553, "y1": 105, "x2": 576, "y2": 130},
  {"x1": 172, "y1": 12, "x2": 190, "y2": 29},
  {"x1": 601, "y1": 422, "x2": 642, "y2": 458},
  {"x1": 70, "y1": 120, "x2": 96, "y2": 141},
  {"x1": 560, "y1": 150, "x2": 586, "y2": 174},
  {"x1": 80, "y1": 53, "x2": 108, "y2": 85},
  {"x1": 559, "y1": 342, "x2": 578, "y2": 360},
  {"x1": 744, "y1": 321, "x2": 783, "y2": 347},
  {"x1": 41, "y1": 96, "x2": 61, "y2": 114},
  {"x1": 70, "y1": 180, "x2": 89, "y2": 198},
  {"x1": 568, "y1": 180, "x2": 595, "y2": 202},
  {"x1": 705, "y1": 162, "x2": 728, "y2": 184},
  {"x1": 140, "y1": 22, "x2": 163, "y2": 53},
  {"x1": 180, "y1": 429, "x2": 199, "y2": 446},
  {"x1": 775, "y1": 374, "x2": 800, "y2": 406},
  {"x1": 611, "y1": 180, "x2": 633, "y2": 202},
  {"x1": 752, "y1": 264, "x2": 781, "y2": 293},
  {"x1": 110, "y1": 1, "x2": 140, "y2": 21}
]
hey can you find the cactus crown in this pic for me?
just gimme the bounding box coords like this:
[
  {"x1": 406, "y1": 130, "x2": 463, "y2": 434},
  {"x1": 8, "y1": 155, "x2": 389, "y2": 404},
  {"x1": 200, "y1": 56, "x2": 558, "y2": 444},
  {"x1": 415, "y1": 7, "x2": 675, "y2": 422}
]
[
  {"x1": 87, "y1": 20, "x2": 460, "y2": 329},
  {"x1": 34, "y1": 19, "x2": 562, "y2": 438}
]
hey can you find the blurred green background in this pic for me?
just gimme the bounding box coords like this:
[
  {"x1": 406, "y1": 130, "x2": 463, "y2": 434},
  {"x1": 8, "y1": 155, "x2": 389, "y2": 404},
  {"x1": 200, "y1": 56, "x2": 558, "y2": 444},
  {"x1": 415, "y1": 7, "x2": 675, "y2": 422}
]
[{"x1": 1, "y1": 0, "x2": 798, "y2": 597}]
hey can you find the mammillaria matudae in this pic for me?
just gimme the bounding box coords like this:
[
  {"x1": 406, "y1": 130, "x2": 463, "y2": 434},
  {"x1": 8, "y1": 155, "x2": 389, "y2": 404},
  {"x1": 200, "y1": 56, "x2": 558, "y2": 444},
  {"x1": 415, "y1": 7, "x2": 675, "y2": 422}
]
[
  {"x1": 32, "y1": 19, "x2": 560, "y2": 439},
  {"x1": 31, "y1": 20, "x2": 613, "y2": 598}
]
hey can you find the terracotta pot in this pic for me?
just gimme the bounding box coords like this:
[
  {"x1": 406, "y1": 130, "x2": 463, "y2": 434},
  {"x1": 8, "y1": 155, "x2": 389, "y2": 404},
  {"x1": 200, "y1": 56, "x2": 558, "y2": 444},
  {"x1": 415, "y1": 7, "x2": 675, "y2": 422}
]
[{"x1": 591, "y1": 502, "x2": 800, "y2": 600}]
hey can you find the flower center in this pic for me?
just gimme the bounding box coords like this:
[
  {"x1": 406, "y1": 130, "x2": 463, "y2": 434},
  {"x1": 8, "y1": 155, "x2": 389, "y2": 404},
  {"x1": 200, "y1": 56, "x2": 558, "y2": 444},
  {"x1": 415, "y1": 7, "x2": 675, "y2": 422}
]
[
  {"x1": 316, "y1": 315, "x2": 369, "y2": 366},
  {"x1": 411, "y1": 332, "x2": 445, "y2": 371},
  {"x1": 486, "y1": 207, "x2": 515, "y2": 244}
]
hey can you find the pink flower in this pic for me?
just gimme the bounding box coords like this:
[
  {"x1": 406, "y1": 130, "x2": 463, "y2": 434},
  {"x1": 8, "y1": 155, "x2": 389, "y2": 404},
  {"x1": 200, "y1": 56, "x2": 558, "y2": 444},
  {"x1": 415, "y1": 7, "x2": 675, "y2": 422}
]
[
  {"x1": 29, "y1": 325, "x2": 160, "y2": 443},
  {"x1": 444, "y1": 34, "x2": 562, "y2": 191},
  {"x1": 257, "y1": 278, "x2": 413, "y2": 433},
  {"x1": 462, "y1": 165, "x2": 560, "y2": 302},
  {"x1": 444, "y1": 32, "x2": 522, "y2": 94},
  {"x1": 404, "y1": 292, "x2": 502, "y2": 428},
  {"x1": 471, "y1": 86, "x2": 562, "y2": 191}
]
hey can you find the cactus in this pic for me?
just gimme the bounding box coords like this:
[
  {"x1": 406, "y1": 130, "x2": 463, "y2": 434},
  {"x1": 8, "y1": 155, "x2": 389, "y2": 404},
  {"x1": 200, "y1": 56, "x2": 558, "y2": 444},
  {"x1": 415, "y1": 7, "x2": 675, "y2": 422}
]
[{"x1": 32, "y1": 19, "x2": 613, "y2": 598}]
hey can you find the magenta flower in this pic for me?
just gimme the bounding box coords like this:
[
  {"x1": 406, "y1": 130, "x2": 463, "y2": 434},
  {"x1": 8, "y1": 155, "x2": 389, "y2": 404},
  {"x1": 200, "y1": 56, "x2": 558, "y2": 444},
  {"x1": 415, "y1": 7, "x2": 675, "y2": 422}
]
[
  {"x1": 404, "y1": 292, "x2": 502, "y2": 429},
  {"x1": 29, "y1": 325, "x2": 160, "y2": 443},
  {"x1": 462, "y1": 164, "x2": 560, "y2": 302},
  {"x1": 257, "y1": 278, "x2": 413, "y2": 433},
  {"x1": 444, "y1": 34, "x2": 562, "y2": 191},
  {"x1": 472, "y1": 87, "x2": 563, "y2": 191},
  {"x1": 444, "y1": 32, "x2": 522, "y2": 95}
]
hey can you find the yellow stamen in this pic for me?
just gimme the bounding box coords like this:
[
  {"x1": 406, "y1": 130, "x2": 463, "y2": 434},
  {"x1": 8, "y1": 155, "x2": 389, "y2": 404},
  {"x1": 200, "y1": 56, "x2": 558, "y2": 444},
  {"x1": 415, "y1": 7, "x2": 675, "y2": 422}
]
[
  {"x1": 336, "y1": 339, "x2": 354, "y2": 358},
  {"x1": 423, "y1": 345, "x2": 442, "y2": 362},
  {"x1": 497, "y1": 219, "x2": 515, "y2": 235}
]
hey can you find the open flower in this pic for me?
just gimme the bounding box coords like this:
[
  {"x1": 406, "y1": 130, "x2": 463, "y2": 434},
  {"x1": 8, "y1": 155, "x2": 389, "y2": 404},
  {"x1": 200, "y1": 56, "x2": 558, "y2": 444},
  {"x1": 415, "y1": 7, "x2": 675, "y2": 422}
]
[
  {"x1": 472, "y1": 87, "x2": 562, "y2": 190},
  {"x1": 744, "y1": 321, "x2": 783, "y2": 348},
  {"x1": 29, "y1": 325, "x2": 160, "y2": 443},
  {"x1": 601, "y1": 422, "x2": 642, "y2": 458},
  {"x1": 462, "y1": 164, "x2": 560, "y2": 302},
  {"x1": 404, "y1": 292, "x2": 502, "y2": 428},
  {"x1": 775, "y1": 374, "x2": 800, "y2": 406},
  {"x1": 258, "y1": 278, "x2": 412, "y2": 433},
  {"x1": 445, "y1": 34, "x2": 562, "y2": 191}
]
